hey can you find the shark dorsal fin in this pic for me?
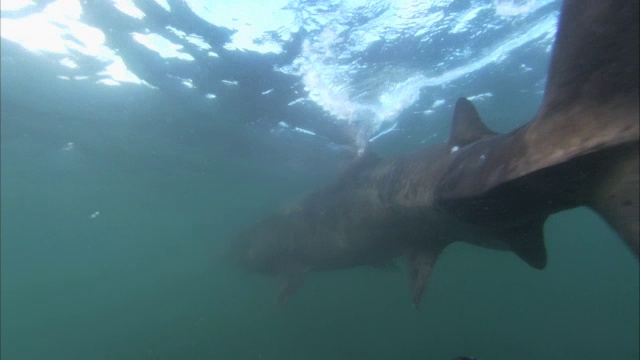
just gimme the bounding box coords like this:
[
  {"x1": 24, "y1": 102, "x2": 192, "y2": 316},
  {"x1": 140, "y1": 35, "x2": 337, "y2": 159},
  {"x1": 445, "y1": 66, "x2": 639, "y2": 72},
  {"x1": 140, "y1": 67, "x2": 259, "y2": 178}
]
[{"x1": 449, "y1": 97, "x2": 498, "y2": 147}]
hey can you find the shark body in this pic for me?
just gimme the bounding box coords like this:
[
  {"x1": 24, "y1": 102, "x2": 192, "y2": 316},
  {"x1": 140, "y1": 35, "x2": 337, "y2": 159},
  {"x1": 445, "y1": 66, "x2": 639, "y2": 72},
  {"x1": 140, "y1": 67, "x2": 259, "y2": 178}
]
[{"x1": 231, "y1": 0, "x2": 639, "y2": 307}]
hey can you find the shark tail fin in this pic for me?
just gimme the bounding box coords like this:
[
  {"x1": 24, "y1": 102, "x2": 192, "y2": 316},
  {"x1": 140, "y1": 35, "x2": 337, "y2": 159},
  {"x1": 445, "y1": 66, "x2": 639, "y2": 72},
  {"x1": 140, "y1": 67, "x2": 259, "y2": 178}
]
[{"x1": 588, "y1": 143, "x2": 639, "y2": 256}]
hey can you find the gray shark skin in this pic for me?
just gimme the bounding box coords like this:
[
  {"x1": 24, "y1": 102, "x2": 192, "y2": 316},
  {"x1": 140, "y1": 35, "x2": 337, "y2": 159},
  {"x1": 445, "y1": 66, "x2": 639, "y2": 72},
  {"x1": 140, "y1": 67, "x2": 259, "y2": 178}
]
[
  {"x1": 436, "y1": 0, "x2": 639, "y2": 255},
  {"x1": 231, "y1": 0, "x2": 639, "y2": 307},
  {"x1": 233, "y1": 137, "x2": 516, "y2": 307}
]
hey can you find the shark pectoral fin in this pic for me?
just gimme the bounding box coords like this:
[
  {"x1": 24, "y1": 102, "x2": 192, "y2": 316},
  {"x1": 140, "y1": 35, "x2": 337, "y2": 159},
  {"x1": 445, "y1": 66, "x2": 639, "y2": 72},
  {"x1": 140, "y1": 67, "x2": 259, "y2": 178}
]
[
  {"x1": 501, "y1": 218, "x2": 548, "y2": 270},
  {"x1": 277, "y1": 267, "x2": 308, "y2": 306},
  {"x1": 589, "y1": 144, "x2": 639, "y2": 257},
  {"x1": 407, "y1": 247, "x2": 444, "y2": 309}
]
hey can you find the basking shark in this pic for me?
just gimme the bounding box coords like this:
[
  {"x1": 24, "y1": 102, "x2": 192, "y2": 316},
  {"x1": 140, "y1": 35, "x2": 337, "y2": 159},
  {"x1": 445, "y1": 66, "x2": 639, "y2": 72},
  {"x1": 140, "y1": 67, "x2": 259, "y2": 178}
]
[{"x1": 231, "y1": 0, "x2": 639, "y2": 307}]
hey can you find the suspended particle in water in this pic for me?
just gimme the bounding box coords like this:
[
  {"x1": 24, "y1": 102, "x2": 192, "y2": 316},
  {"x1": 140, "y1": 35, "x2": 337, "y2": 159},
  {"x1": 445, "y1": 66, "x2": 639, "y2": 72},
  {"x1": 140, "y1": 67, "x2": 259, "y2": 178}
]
[{"x1": 62, "y1": 142, "x2": 75, "y2": 151}]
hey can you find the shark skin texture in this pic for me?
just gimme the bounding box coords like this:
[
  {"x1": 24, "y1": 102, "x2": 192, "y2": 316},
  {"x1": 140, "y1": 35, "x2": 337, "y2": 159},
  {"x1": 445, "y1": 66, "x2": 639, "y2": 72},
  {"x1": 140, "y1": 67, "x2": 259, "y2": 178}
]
[
  {"x1": 436, "y1": 0, "x2": 639, "y2": 256},
  {"x1": 230, "y1": 0, "x2": 639, "y2": 307}
]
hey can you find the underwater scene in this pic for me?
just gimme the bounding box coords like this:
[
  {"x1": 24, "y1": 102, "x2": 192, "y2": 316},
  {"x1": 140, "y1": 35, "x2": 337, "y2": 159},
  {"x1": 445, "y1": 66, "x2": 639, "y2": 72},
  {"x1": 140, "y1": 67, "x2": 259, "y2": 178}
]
[{"x1": 1, "y1": 0, "x2": 638, "y2": 359}]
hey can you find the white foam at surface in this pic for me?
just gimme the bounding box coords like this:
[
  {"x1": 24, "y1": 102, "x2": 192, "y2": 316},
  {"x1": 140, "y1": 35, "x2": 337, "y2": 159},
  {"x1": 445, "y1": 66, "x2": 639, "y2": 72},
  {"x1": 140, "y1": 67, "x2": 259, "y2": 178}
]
[
  {"x1": 153, "y1": 0, "x2": 170, "y2": 12},
  {"x1": 281, "y1": 0, "x2": 559, "y2": 147},
  {"x1": 113, "y1": 0, "x2": 145, "y2": 19},
  {"x1": 467, "y1": 92, "x2": 494, "y2": 101},
  {"x1": 0, "y1": 0, "x2": 560, "y2": 144},
  {"x1": 132, "y1": 33, "x2": 195, "y2": 61},
  {"x1": 185, "y1": 0, "x2": 295, "y2": 53},
  {"x1": 1, "y1": 0, "x2": 147, "y2": 86},
  {"x1": 1, "y1": 0, "x2": 33, "y2": 11}
]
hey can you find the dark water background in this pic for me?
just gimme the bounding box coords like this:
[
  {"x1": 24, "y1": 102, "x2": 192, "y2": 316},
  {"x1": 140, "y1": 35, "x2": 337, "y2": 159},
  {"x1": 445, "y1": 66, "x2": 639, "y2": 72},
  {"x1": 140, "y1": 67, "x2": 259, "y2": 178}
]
[{"x1": 2, "y1": 2, "x2": 639, "y2": 359}]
